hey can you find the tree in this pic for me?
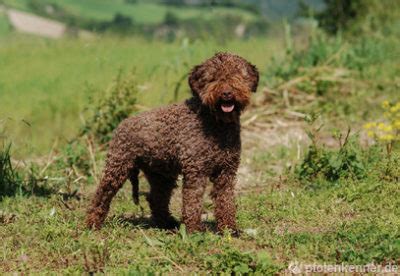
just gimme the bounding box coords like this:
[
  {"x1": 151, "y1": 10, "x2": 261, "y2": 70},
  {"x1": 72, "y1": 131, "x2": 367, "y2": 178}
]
[{"x1": 317, "y1": 0, "x2": 363, "y2": 34}]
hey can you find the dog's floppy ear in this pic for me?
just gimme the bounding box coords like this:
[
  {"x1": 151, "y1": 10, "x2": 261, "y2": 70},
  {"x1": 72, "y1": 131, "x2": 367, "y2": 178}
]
[
  {"x1": 188, "y1": 64, "x2": 203, "y2": 96},
  {"x1": 246, "y1": 62, "x2": 259, "y2": 93}
]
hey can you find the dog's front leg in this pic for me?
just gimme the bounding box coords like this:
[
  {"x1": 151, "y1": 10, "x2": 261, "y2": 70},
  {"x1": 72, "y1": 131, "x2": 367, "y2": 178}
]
[
  {"x1": 210, "y1": 170, "x2": 238, "y2": 234},
  {"x1": 182, "y1": 173, "x2": 206, "y2": 233}
]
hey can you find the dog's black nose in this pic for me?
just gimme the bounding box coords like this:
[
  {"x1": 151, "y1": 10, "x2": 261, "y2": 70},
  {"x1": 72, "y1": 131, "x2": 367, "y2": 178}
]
[{"x1": 222, "y1": 91, "x2": 232, "y2": 99}]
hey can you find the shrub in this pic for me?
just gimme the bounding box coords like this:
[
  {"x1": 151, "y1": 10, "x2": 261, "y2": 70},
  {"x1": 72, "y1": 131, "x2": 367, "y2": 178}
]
[
  {"x1": 316, "y1": 0, "x2": 363, "y2": 34},
  {"x1": 45, "y1": 71, "x2": 140, "y2": 187},
  {"x1": 315, "y1": 0, "x2": 400, "y2": 35},
  {"x1": 296, "y1": 127, "x2": 367, "y2": 183},
  {"x1": 80, "y1": 71, "x2": 139, "y2": 145},
  {"x1": 297, "y1": 137, "x2": 366, "y2": 183}
]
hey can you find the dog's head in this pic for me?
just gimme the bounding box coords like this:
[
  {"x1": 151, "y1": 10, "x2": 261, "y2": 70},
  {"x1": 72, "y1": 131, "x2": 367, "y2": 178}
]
[{"x1": 189, "y1": 52, "x2": 259, "y2": 123}]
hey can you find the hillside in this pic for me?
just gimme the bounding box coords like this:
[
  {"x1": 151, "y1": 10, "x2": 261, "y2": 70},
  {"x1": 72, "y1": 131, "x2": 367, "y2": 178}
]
[
  {"x1": 0, "y1": 0, "x2": 326, "y2": 40},
  {"x1": 2, "y1": 0, "x2": 258, "y2": 25},
  {"x1": 2, "y1": 0, "x2": 325, "y2": 26}
]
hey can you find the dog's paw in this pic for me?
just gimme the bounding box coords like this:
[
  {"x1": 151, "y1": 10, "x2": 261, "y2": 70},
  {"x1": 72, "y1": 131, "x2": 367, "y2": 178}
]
[{"x1": 153, "y1": 216, "x2": 180, "y2": 230}]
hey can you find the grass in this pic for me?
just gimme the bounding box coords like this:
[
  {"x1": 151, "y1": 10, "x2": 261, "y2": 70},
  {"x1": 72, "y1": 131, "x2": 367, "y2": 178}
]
[
  {"x1": 1, "y1": 0, "x2": 29, "y2": 10},
  {"x1": 1, "y1": 145, "x2": 398, "y2": 273},
  {"x1": 0, "y1": 13, "x2": 10, "y2": 37}
]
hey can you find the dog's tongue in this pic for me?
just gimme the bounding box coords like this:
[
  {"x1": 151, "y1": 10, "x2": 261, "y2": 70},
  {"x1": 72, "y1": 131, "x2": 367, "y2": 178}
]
[{"x1": 221, "y1": 103, "x2": 235, "y2": 113}]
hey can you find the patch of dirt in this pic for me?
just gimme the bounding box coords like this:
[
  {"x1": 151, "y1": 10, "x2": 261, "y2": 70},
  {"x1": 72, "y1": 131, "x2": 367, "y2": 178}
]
[
  {"x1": 7, "y1": 8, "x2": 66, "y2": 38},
  {"x1": 237, "y1": 106, "x2": 308, "y2": 191},
  {"x1": 6, "y1": 8, "x2": 94, "y2": 39}
]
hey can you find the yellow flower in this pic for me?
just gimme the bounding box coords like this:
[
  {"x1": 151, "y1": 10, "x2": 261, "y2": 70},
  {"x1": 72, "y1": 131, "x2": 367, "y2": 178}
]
[
  {"x1": 383, "y1": 111, "x2": 391, "y2": 119},
  {"x1": 379, "y1": 134, "x2": 395, "y2": 141},
  {"x1": 364, "y1": 101, "x2": 400, "y2": 143},
  {"x1": 382, "y1": 100, "x2": 390, "y2": 109},
  {"x1": 367, "y1": 130, "x2": 375, "y2": 137},
  {"x1": 390, "y1": 103, "x2": 400, "y2": 113},
  {"x1": 377, "y1": 122, "x2": 392, "y2": 132},
  {"x1": 363, "y1": 122, "x2": 376, "y2": 129}
]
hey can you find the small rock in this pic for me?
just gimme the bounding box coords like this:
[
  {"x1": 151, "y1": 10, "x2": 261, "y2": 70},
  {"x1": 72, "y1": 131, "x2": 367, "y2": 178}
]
[{"x1": 243, "y1": 228, "x2": 257, "y2": 236}]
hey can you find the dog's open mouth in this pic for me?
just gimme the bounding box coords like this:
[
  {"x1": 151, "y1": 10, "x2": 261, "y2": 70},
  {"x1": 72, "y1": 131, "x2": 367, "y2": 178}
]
[{"x1": 221, "y1": 102, "x2": 235, "y2": 113}]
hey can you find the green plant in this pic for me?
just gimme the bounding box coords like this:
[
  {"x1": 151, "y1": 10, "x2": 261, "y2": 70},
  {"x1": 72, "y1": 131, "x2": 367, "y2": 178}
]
[
  {"x1": 315, "y1": 0, "x2": 400, "y2": 36},
  {"x1": 296, "y1": 127, "x2": 366, "y2": 183},
  {"x1": 80, "y1": 70, "x2": 139, "y2": 145},
  {"x1": 204, "y1": 247, "x2": 280, "y2": 274},
  {"x1": 45, "y1": 71, "x2": 140, "y2": 190},
  {"x1": 0, "y1": 143, "x2": 21, "y2": 197},
  {"x1": 0, "y1": 143, "x2": 53, "y2": 198}
]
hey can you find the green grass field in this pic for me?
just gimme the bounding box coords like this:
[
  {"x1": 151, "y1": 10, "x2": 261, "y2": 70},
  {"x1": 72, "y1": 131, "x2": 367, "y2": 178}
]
[
  {"x1": 1, "y1": 165, "x2": 398, "y2": 273},
  {"x1": 1, "y1": 4, "x2": 400, "y2": 272},
  {"x1": 0, "y1": 13, "x2": 10, "y2": 36}
]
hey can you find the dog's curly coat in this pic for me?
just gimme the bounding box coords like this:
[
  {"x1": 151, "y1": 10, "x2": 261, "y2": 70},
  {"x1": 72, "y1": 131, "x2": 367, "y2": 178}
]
[{"x1": 86, "y1": 52, "x2": 259, "y2": 233}]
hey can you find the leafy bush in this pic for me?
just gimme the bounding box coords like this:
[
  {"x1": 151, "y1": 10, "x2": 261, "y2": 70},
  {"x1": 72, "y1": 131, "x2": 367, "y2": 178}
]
[
  {"x1": 316, "y1": 0, "x2": 363, "y2": 34},
  {"x1": 315, "y1": 0, "x2": 400, "y2": 35},
  {"x1": 80, "y1": 71, "x2": 139, "y2": 145},
  {"x1": 45, "y1": 71, "x2": 140, "y2": 188},
  {"x1": 296, "y1": 129, "x2": 367, "y2": 183},
  {"x1": 296, "y1": 118, "x2": 399, "y2": 185}
]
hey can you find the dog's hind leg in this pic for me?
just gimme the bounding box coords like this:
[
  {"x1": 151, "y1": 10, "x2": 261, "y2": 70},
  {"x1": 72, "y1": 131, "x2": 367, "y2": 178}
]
[
  {"x1": 129, "y1": 168, "x2": 140, "y2": 205},
  {"x1": 86, "y1": 147, "x2": 134, "y2": 229},
  {"x1": 144, "y1": 172, "x2": 179, "y2": 230}
]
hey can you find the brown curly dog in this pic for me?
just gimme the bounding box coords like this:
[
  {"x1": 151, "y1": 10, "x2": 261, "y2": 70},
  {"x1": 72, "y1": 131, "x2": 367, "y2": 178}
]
[{"x1": 86, "y1": 52, "x2": 259, "y2": 233}]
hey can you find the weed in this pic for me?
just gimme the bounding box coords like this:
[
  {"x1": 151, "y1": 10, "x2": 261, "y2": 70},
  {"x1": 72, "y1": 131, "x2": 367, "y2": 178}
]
[
  {"x1": 0, "y1": 143, "x2": 54, "y2": 198},
  {"x1": 0, "y1": 143, "x2": 21, "y2": 197},
  {"x1": 296, "y1": 124, "x2": 367, "y2": 183},
  {"x1": 43, "y1": 71, "x2": 140, "y2": 191},
  {"x1": 80, "y1": 70, "x2": 139, "y2": 145},
  {"x1": 204, "y1": 247, "x2": 281, "y2": 274}
]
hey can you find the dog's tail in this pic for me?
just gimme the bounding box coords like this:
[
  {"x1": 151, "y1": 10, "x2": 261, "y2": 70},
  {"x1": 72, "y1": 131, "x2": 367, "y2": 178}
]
[{"x1": 129, "y1": 168, "x2": 140, "y2": 205}]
